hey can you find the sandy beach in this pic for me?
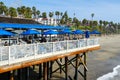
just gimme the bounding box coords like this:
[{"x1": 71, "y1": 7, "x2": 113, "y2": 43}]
[{"x1": 87, "y1": 34, "x2": 120, "y2": 80}]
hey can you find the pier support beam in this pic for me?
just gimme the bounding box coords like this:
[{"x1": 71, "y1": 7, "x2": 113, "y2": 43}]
[
  {"x1": 47, "y1": 62, "x2": 50, "y2": 80},
  {"x1": 60, "y1": 58, "x2": 62, "y2": 74},
  {"x1": 10, "y1": 71, "x2": 14, "y2": 80},
  {"x1": 17, "y1": 69, "x2": 22, "y2": 80},
  {"x1": 84, "y1": 52, "x2": 87, "y2": 80},
  {"x1": 65, "y1": 57, "x2": 68, "y2": 80},
  {"x1": 74, "y1": 54, "x2": 79, "y2": 80},
  {"x1": 25, "y1": 67, "x2": 30, "y2": 80},
  {"x1": 38, "y1": 64, "x2": 42, "y2": 79},
  {"x1": 50, "y1": 61, "x2": 53, "y2": 78},
  {"x1": 43, "y1": 62, "x2": 47, "y2": 80}
]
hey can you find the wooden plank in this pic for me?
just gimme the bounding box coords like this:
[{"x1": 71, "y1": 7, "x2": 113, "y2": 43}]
[{"x1": 0, "y1": 46, "x2": 100, "y2": 73}]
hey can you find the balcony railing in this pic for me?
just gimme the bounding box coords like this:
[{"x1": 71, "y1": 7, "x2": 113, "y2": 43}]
[{"x1": 0, "y1": 38, "x2": 100, "y2": 66}]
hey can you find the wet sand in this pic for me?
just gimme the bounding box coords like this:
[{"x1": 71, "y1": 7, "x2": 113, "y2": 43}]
[{"x1": 87, "y1": 34, "x2": 120, "y2": 80}]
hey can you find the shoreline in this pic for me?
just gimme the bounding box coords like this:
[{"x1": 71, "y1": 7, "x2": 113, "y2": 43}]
[{"x1": 87, "y1": 34, "x2": 120, "y2": 80}]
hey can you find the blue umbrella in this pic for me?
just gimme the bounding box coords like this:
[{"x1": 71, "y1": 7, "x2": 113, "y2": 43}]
[
  {"x1": 73, "y1": 30, "x2": 84, "y2": 34},
  {"x1": 59, "y1": 29, "x2": 72, "y2": 34},
  {"x1": 21, "y1": 29, "x2": 41, "y2": 35},
  {"x1": 20, "y1": 29, "x2": 41, "y2": 43},
  {"x1": 90, "y1": 30, "x2": 101, "y2": 34},
  {"x1": 0, "y1": 29, "x2": 14, "y2": 36},
  {"x1": 43, "y1": 30, "x2": 58, "y2": 35},
  {"x1": 43, "y1": 30, "x2": 58, "y2": 42},
  {"x1": 0, "y1": 29, "x2": 14, "y2": 45}
]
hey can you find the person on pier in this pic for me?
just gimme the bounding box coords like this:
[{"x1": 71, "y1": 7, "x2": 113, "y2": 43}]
[{"x1": 4, "y1": 41, "x2": 8, "y2": 46}]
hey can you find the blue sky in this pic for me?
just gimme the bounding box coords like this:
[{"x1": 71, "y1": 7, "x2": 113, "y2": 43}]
[{"x1": 1, "y1": 0, "x2": 120, "y2": 23}]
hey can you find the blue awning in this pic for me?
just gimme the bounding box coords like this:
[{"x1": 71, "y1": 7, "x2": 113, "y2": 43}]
[
  {"x1": 21, "y1": 29, "x2": 41, "y2": 35},
  {"x1": 0, "y1": 29, "x2": 14, "y2": 36},
  {"x1": 0, "y1": 23, "x2": 68, "y2": 30}
]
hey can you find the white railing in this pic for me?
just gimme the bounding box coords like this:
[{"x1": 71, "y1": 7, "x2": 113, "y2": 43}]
[{"x1": 0, "y1": 38, "x2": 100, "y2": 66}]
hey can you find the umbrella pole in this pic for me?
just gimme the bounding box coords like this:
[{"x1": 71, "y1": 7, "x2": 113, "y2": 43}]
[
  {"x1": 50, "y1": 34, "x2": 51, "y2": 42},
  {"x1": 8, "y1": 36, "x2": 10, "y2": 46},
  {"x1": 32, "y1": 35, "x2": 34, "y2": 43}
]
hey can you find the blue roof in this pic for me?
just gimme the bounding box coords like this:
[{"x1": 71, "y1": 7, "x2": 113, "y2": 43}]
[
  {"x1": 21, "y1": 29, "x2": 41, "y2": 35},
  {"x1": 0, "y1": 29, "x2": 14, "y2": 36},
  {"x1": 0, "y1": 23, "x2": 68, "y2": 30}
]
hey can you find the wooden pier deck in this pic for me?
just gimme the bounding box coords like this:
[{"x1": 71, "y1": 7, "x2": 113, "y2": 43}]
[{"x1": 0, "y1": 38, "x2": 100, "y2": 80}]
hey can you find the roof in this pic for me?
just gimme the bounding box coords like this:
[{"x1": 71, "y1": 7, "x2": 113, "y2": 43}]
[{"x1": 0, "y1": 23, "x2": 68, "y2": 30}]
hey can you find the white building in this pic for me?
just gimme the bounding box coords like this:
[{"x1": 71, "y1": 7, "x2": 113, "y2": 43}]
[{"x1": 35, "y1": 18, "x2": 58, "y2": 26}]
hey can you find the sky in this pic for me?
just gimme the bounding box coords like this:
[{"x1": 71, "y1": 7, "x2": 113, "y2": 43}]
[{"x1": 1, "y1": 0, "x2": 120, "y2": 23}]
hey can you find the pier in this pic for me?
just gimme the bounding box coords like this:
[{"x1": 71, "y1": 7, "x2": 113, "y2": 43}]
[{"x1": 0, "y1": 38, "x2": 100, "y2": 80}]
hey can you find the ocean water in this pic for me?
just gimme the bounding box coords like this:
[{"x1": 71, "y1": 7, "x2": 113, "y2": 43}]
[{"x1": 97, "y1": 65, "x2": 120, "y2": 80}]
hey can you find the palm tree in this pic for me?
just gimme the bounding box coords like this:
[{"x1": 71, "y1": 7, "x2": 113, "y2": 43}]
[
  {"x1": 24, "y1": 7, "x2": 32, "y2": 18},
  {"x1": 3, "y1": 6, "x2": 9, "y2": 16},
  {"x1": 82, "y1": 19, "x2": 88, "y2": 26},
  {"x1": 17, "y1": 7, "x2": 22, "y2": 17},
  {"x1": 72, "y1": 17, "x2": 79, "y2": 29},
  {"x1": 82, "y1": 19, "x2": 88, "y2": 30},
  {"x1": 60, "y1": 12, "x2": 63, "y2": 19},
  {"x1": 0, "y1": 2, "x2": 5, "y2": 15},
  {"x1": 92, "y1": 21, "x2": 98, "y2": 30},
  {"x1": 99, "y1": 20, "x2": 102, "y2": 26},
  {"x1": 91, "y1": 13, "x2": 94, "y2": 30},
  {"x1": 60, "y1": 17, "x2": 65, "y2": 25},
  {"x1": 68, "y1": 17, "x2": 72, "y2": 23},
  {"x1": 99, "y1": 20, "x2": 103, "y2": 33},
  {"x1": 21, "y1": 6, "x2": 26, "y2": 18},
  {"x1": 103, "y1": 21, "x2": 108, "y2": 27},
  {"x1": 42, "y1": 12, "x2": 47, "y2": 18},
  {"x1": 32, "y1": 6, "x2": 36, "y2": 18},
  {"x1": 103, "y1": 21, "x2": 108, "y2": 34},
  {"x1": 42, "y1": 12, "x2": 47, "y2": 24},
  {"x1": 49, "y1": 12, "x2": 54, "y2": 25},
  {"x1": 63, "y1": 11, "x2": 68, "y2": 24},
  {"x1": 36, "y1": 10, "x2": 40, "y2": 22},
  {"x1": 36, "y1": 10, "x2": 40, "y2": 18},
  {"x1": 75, "y1": 20, "x2": 80, "y2": 29},
  {"x1": 0, "y1": 2, "x2": 4, "y2": 6},
  {"x1": 55, "y1": 11, "x2": 60, "y2": 24},
  {"x1": 93, "y1": 21, "x2": 98, "y2": 26},
  {"x1": 91, "y1": 13, "x2": 94, "y2": 21},
  {"x1": 9, "y1": 7, "x2": 17, "y2": 18}
]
